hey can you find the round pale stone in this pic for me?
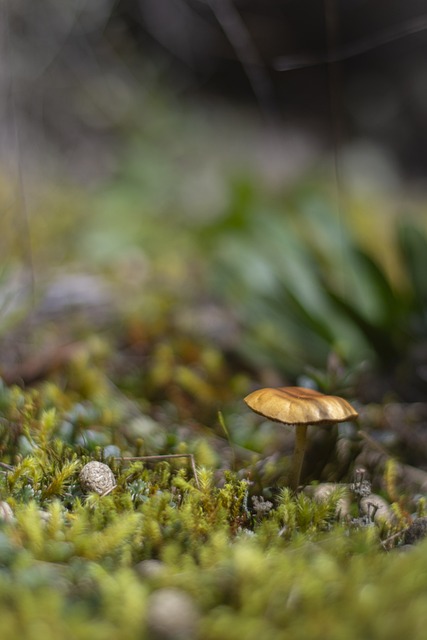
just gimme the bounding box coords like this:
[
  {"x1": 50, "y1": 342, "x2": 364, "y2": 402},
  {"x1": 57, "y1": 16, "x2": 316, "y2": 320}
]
[{"x1": 79, "y1": 461, "x2": 116, "y2": 496}]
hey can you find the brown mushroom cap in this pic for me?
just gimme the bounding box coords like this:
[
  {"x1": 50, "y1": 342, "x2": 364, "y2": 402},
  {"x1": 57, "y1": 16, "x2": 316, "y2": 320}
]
[{"x1": 244, "y1": 386, "x2": 358, "y2": 425}]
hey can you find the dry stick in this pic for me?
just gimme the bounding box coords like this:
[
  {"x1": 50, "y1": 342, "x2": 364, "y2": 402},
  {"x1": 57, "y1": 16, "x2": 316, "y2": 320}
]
[
  {"x1": 380, "y1": 528, "x2": 410, "y2": 551},
  {"x1": 0, "y1": 461, "x2": 15, "y2": 472},
  {"x1": 116, "y1": 454, "x2": 200, "y2": 489},
  {"x1": 275, "y1": 14, "x2": 427, "y2": 70}
]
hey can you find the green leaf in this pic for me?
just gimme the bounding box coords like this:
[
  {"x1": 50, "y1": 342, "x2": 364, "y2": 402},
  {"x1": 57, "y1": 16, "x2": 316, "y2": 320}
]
[
  {"x1": 323, "y1": 285, "x2": 399, "y2": 363},
  {"x1": 349, "y1": 248, "x2": 400, "y2": 326},
  {"x1": 397, "y1": 221, "x2": 427, "y2": 310}
]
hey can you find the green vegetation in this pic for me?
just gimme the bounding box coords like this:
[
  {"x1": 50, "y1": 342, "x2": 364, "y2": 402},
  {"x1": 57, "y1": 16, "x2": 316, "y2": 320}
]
[
  {"x1": 1, "y1": 102, "x2": 427, "y2": 637},
  {"x1": 0, "y1": 372, "x2": 424, "y2": 640}
]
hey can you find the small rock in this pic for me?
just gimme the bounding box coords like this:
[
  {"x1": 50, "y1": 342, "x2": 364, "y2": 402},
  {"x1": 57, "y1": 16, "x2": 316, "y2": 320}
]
[
  {"x1": 38, "y1": 510, "x2": 52, "y2": 524},
  {"x1": 41, "y1": 274, "x2": 113, "y2": 315},
  {"x1": 360, "y1": 494, "x2": 394, "y2": 525},
  {"x1": 396, "y1": 544, "x2": 416, "y2": 553},
  {"x1": 304, "y1": 483, "x2": 350, "y2": 519},
  {"x1": 0, "y1": 501, "x2": 14, "y2": 523},
  {"x1": 135, "y1": 559, "x2": 166, "y2": 580},
  {"x1": 146, "y1": 588, "x2": 200, "y2": 640},
  {"x1": 79, "y1": 461, "x2": 116, "y2": 496},
  {"x1": 403, "y1": 517, "x2": 427, "y2": 545}
]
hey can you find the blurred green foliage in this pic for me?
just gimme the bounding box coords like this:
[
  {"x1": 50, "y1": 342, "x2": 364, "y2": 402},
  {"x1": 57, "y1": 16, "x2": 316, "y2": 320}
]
[
  {"x1": 199, "y1": 178, "x2": 427, "y2": 382},
  {"x1": 2, "y1": 87, "x2": 427, "y2": 394},
  {"x1": 3, "y1": 162, "x2": 427, "y2": 401}
]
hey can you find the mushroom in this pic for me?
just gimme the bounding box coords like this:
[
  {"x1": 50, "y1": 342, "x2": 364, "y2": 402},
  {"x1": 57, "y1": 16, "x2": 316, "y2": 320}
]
[{"x1": 244, "y1": 386, "x2": 358, "y2": 491}]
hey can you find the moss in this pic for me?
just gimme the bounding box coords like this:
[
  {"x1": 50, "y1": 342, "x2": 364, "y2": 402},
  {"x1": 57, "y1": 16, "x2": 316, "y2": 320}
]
[
  {"x1": 0, "y1": 467, "x2": 426, "y2": 639},
  {"x1": 0, "y1": 282, "x2": 423, "y2": 638},
  {"x1": 0, "y1": 394, "x2": 422, "y2": 640}
]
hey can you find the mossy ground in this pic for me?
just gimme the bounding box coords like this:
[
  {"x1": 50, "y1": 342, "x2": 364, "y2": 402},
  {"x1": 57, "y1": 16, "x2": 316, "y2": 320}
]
[
  {"x1": 1, "y1": 131, "x2": 427, "y2": 638},
  {"x1": 0, "y1": 325, "x2": 426, "y2": 640}
]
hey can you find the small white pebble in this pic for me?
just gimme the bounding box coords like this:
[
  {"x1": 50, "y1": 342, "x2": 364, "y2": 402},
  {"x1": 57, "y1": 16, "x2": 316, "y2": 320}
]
[
  {"x1": 360, "y1": 493, "x2": 394, "y2": 525},
  {"x1": 0, "y1": 501, "x2": 14, "y2": 523},
  {"x1": 146, "y1": 588, "x2": 200, "y2": 640},
  {"x1": 79, "y1": 461, "x2": 116, "y2": 496},
  {"x1": 304, "y1": 483, "x2": 350, "y2": 519},
  {"x1": 135, "y1": 559, "x2": 166, "y2": 579},
  {"x1": 38, "y1": 510, "x2": 52, "y2": 523}
]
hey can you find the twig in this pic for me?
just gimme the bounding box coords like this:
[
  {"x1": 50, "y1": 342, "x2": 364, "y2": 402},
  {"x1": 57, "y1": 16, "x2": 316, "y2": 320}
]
[
  {"x1": 275, "y1": 14, "x2": 427, "y2": 70},
  {"x1": 205, "y1": 0, "x2": 278, "y2": 119},
  {"x1": 116, "y1": 454, "x2": 200, "y2": 489},
  {"x1": 0, "y1": 461, "x2": 14, "y2": 471},
  {"x1": 380, "y1": 528, "x2": 409, "y2": 551}
]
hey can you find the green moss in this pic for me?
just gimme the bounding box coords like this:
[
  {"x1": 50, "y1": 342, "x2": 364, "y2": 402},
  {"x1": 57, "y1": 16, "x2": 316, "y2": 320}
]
[
  {"x1": 0, "y1": 452, "x2": 426, "y2": 639},
  {"x1": 0, "y1": 241, "x2": 423, "y2": 639}
]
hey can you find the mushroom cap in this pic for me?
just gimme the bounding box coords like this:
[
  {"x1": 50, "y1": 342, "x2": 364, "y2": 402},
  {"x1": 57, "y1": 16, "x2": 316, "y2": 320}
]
[{"x1": 244, "y1": 386, "x2": 358, "y2": 426}]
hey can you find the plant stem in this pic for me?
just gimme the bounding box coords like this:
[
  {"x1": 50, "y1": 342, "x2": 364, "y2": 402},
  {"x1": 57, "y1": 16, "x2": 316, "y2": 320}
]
[{"x1": 288, "y1": 424, "x2": 308, "y2": 491}]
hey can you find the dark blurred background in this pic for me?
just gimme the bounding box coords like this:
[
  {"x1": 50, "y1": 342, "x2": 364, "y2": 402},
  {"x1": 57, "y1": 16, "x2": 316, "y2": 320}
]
[
  {"x1": 1, "y1": 0, "x2": 427, "y2": 185},
  {"x1": 2, "y1": 0, "x2": 427, "y2": 393},
  {"x1": 124, "y1": 0, "x2": 427, "y2": 175}
]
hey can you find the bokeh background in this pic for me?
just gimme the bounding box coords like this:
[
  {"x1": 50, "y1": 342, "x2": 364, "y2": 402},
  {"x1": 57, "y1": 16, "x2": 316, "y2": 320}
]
[
  {"x1": 1, "y1": 0, "x2": 427, "y2": 398},
  {"x1": 2, "y1": 1, "x2": 427, "y2": 179}
]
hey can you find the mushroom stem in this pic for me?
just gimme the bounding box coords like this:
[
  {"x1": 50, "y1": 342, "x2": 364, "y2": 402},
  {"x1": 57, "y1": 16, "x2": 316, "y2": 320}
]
[{"x1": 288, "y1": 423, "x2": 308, "y2": 491}]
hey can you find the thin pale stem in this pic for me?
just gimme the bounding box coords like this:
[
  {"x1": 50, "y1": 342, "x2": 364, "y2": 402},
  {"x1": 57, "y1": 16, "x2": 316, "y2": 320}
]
[{"x1": 288, "y1": 424, "x2": 308, "y2": 491}]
